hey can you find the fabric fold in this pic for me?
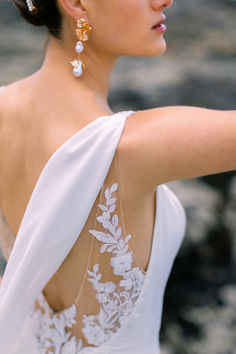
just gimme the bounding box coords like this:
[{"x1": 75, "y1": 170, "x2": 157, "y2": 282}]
[{"x1": 0, "y1": 110, "x2": 134, "y2": 353}]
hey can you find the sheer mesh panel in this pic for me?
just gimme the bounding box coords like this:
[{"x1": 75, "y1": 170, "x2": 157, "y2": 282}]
[
  {"x1": 31, "y1": 154, "x2": 147, "y2": 352},
  {"x1": 0, "y1": 153, "x2": 151, "y2": 352}
]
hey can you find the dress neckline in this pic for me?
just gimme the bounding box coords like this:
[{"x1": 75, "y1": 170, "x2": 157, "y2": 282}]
[{"x1": 0, "y1": 82, "x2": 135, "y2": 238}]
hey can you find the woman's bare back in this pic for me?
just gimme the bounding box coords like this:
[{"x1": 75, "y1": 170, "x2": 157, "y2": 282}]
[
  {"x1": 0, "y1": 80, "x2": 157, "y2": 317},
  {"x1": 1, "y1": 78, "x2": 235, "y2": 351}
]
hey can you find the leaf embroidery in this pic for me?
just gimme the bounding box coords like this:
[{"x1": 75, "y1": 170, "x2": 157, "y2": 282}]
[
  {"x1": 30, "y1": 182, "x2": 145, "y2": 352},
  {"x1": 82, "y1": 183, "x2": 145, "y2": 345}
]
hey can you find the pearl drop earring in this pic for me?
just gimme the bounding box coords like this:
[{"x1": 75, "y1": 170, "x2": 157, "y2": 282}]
[{"x1": 70, "y1": 18, "x2": 92, "y2": 77}]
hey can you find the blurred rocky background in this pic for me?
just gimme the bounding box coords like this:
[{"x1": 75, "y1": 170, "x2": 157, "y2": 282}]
[{"x1": 0, "y1": 0, "x2": 236, "y2": 353}]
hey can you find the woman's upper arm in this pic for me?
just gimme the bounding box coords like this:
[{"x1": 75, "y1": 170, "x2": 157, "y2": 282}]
[{"x1": 121, "y1": 106, "x2": 236, "y2": 191}]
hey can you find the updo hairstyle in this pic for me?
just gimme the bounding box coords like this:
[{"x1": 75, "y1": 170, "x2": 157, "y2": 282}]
[{"x1": 12, "y1": 0, "x2": 63, "y2": 40}]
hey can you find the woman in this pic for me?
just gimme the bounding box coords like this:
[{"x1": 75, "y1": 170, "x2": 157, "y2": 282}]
[{"x1": 0, "y1": 0, "x2": 235, "y2": 352}]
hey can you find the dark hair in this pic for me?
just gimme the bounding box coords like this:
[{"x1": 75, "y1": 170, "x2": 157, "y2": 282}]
[{"x1": 13, "y1": 0, "x2": 63, "y2": 40}]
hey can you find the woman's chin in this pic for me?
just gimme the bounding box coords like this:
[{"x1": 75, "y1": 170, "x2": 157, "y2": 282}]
[
  {"x1": 124, "y1": 36, "x2": 167, "y2": 57},
  {"x1": 144, "y1": 38, "x2": 167, "y2": 57}
]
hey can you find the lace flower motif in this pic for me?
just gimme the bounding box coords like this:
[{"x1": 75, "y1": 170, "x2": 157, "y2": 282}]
[
  {"x1": 83, "y1": 183, "x2": 145, "y2": 345},
  {"x1": 31, "y1": 294, "x2": 84, "y2": 353},
  {"x1": 30, "y1": 182, "x2": 145, "y2": 352}
]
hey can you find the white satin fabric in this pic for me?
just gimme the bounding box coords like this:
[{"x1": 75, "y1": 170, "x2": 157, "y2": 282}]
[
  {"x1": 0, "y1": 90, "x2": 187, "y2": 353},
  {"x1": 11, "y1": 184, "x2": 186, "y2": 354}
]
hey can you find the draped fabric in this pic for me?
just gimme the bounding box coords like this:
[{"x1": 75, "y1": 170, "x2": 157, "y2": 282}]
[
  {"x1": 0, "y1": 110, "x2": 135, "y2": 353},
  {"x1": 0, "y1": 85, "x2": 187, "y2": 353}
]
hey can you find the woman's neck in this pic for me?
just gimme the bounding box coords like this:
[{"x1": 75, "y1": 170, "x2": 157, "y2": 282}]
[{"x1": 35, "y1": 36, "x2": 119, "y2": 113}]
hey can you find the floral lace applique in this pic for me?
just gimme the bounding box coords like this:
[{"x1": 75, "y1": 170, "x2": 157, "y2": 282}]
[
  {"x1": 83, "y1": 183, "x2": 145, "y2": 345},
  {"x1": 31, "y1": 294, "x2": 84, "y2": 353},
  {"x1": 31, "y1": 182, "x2": 145, "y2": 352}
]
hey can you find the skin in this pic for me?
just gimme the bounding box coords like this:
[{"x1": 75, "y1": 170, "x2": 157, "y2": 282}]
[
  {"x1": 0, "y1": 0, "x2": 173, "y2": 237},
  {"x1": 34, "y1": 0, "x2": 173, "y2": 113},
  {"x1": 0, "y1": 0, "x2": 236, "y2": 294},
  {"x1": 0, "y1": 0, "x2": 173, "y2": 286}
]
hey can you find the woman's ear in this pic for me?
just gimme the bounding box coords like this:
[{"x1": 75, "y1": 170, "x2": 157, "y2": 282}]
[{"x1": 57, "y1": 0, "x2": 89, "y2": 21}]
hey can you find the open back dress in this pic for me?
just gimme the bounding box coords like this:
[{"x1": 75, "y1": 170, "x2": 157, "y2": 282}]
[{"x1": 0, "y1": 85, "x2": 186, "y2": 354}]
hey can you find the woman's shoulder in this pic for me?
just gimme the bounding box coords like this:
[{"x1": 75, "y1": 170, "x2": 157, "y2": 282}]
[
  {"x1": 0, "y1": 76, "x2": 34, "y2": 104},
  {"x1": 0, "y1": 81, "x2": 28, "y2": 190},
  {"x1": 0, "y1": 81, "x2": 25, "y2": 142},
  {"x1": 0, "y1": 80, "x2": 26, "y2": 125},
  {"x1": 120, "y1": 105, "x2": 236, "y2": 191},
  {"x1": 0, "y1": 79, "x2": 24, "y2": 97},
  {"x1": 0, "y1": 77, "x2": 34, "y2": 127}
]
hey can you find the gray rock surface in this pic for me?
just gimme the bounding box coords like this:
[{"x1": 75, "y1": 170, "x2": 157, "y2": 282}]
[{"x1": 0, "y1": 0, "x2": 235, "y2": 352}]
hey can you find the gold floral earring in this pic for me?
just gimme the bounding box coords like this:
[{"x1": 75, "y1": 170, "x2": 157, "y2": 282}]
[{"x1": 70, "y1": 18, "x2": 92, "y2": 77}]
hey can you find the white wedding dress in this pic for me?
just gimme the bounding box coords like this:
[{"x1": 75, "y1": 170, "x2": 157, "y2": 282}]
[{"x1": 0, "y1": 85, "x2": 186, "y2": 353}]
